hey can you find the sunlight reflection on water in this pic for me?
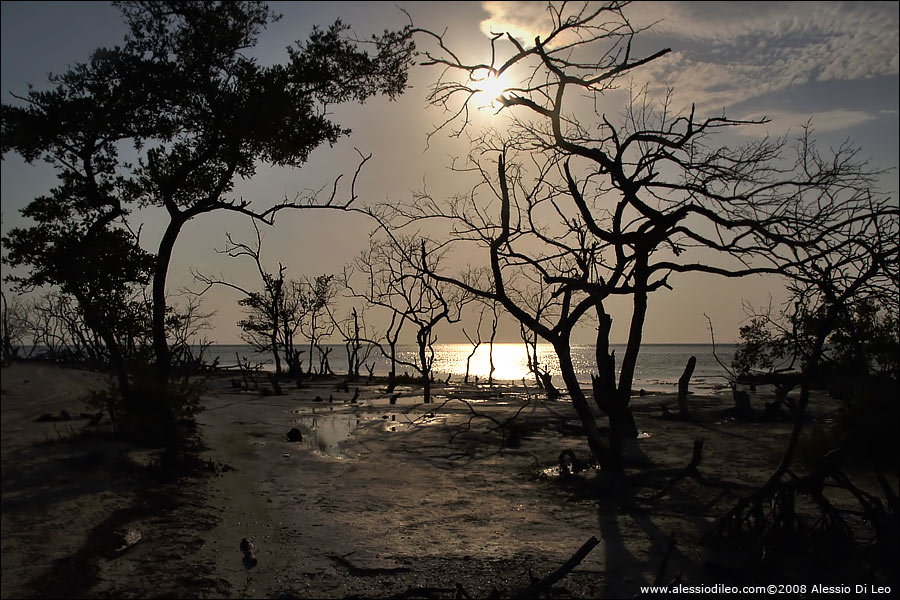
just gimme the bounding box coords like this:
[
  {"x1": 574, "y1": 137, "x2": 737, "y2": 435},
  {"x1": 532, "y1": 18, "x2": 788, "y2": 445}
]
[
  {"x1": 290, "y1": 408, "x2": 447, "y2": 456},
  {"x1": 210, "y1": 343, "x2": 736, "y2": 392},
  {"x1": 431, "y1": 344, "x2": 558, "y2": 382}
]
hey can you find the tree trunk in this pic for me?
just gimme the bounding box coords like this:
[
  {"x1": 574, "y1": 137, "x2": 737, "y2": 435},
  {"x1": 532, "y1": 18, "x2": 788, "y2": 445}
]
[
  {"x1": 464, "y1": 341, "x2": 479, "y2": 384},
  {"x1": 615, "y1": 264, "x2": 647, "y2": 438},
  {"x1": 677, "y1": 355, "x2": 697, "y2": 419},
  {"x1": 152, "y1": 216, "x2": 189, "y2": 385},
  {"x1": 308, "y1": 313, "x2": 316, "y2": 374},
  {"x1": 418, "y1": 328, "x2": 431, "y2": 403},
  {"x1": 76, "y1": 293, "x2": 132, "y2": 407},
  {"x1": 592, "y1": 306, "x2": 638, "y2": 448},
  {"x1": 732, "y1": 385, "x2": 752, "y2": 416},
  {"x1": 556, "y1": 341, "x2": 619, "y2": 472},
  {"x1": 386, "y1": 339, "x2": 398, "y2": 392},
  {"x1": 150, "y1": 217, "x2": 184, "y2": 458},
  {"x1": 270, "y1": 330, "x2": 281, "y2": 376}
]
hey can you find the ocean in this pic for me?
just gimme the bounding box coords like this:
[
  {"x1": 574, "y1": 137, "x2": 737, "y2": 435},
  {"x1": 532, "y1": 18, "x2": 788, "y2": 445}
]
[{"x1": 203, "y1": 343, "x2": 737, "y2": 395}]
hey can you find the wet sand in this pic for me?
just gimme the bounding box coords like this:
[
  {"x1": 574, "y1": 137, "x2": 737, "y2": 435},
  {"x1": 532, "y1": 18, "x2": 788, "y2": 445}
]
[{"x1": 1, "y1": 362, "x2": 853, "y2": 598}]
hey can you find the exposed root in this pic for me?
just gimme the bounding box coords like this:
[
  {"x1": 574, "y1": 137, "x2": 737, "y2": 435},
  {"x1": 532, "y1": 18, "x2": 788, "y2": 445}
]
[{"x1": 707, "y1": 461, "x2": 898, "y2": 583}]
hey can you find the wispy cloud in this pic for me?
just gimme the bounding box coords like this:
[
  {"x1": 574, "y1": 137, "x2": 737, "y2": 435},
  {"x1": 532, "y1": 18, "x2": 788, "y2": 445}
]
[
  {"x1": 480, "y1": 1, "x2": 898, "y2": 118},
  {"x1": 731, "y1": 109, "x2": 877, "y2": 136}
]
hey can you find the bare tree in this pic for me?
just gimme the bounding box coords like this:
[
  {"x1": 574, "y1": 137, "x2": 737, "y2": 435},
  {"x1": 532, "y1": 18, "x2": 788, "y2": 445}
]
[
  {"x1": 299, "y1": 274, "x2": 337, "y2": 375},
  {"x1": 167, "y1": 295, "x2": 215, "y2": 374},
  {"x1": 462, "y1": 305, "x2": 486, "y2": 384},
  {"x1": 345, "y1": 236, "x2": 469, "y2": 402},
  {"x1": 195, "y1": 222, "x2": 294, "y2": 375},
  {"x1": 486, "y1": 298, "x2": 499, "y2": 386},
  {"x1": 343, "y1": 242, "x2": 410, "y2": 391},
  {"x1": 0, "y1": 291, "x2": 28, "y2": 363},
  {"x1": 401, "y1": 2, "x2": 896, "y2": 472},
  {"x1": 328, "y1": 306, "x2": 376, "y2": 378}
]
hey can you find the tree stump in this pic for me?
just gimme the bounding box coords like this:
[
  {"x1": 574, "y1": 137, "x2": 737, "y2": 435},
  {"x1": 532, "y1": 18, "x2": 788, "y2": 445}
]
[{"x1": 677, "y1": 355, "x2": 697, "y2": 419}]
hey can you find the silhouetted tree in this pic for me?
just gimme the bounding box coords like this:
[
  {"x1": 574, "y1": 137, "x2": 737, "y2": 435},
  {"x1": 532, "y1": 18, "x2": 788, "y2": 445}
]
[
  {"x1": 4, "y1": 222, "x2": 154, "y2": 404},
  {"x1": 405, "y1": 2, "x2": 895, "y2": 472},
  {"x1": 0, "y1": 291, "x2": 28, "y2": 364},
  {"x1": 462, "y1": 305, "x2": 486, "y2": 384},
  {"x1": 2, "y1": 2, "x2": 415, "y2": 421},
  {"x1": 195, "y1": 222, "x2": 293, "y2": 375},
  {"x1": 345, "y1": 237, "x2": 469, "y2": 402},
  {"x1": 329, "y1": 306, "x2": 376, "y2": 378},
  {"x1": 343, "y1": 239, "x2": 408, "y2": 391},
  {"x1": 300, "y1": 274, "x2": 337, "y2": 375}
]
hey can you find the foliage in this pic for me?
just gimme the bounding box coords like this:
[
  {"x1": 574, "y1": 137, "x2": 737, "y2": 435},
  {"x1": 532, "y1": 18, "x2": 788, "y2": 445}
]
[
  {"x1": 2, "y1": 0, "x2": 416, "y2": 387},
  {"x1": 86, "y1": 363, "x2": 205, "y2": 446},
  {"x1": 734, "y1": 298, "x2": 899, "y2": 384},
  {"x1": 732, "y1": 318, "x2": 791, "y2": 377}
]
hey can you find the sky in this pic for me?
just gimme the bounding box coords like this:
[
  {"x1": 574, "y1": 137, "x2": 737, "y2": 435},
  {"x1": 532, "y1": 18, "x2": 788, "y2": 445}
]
[{"x1": 1, "y1": 1, "x2": 898, "y2": 345}]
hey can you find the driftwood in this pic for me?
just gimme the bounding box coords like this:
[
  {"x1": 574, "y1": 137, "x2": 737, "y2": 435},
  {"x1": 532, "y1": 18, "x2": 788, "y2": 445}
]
[
  {"x1": 327, "y1": 552, "x2": 410, "y2": 576},
  {"x1": 36, "y1": 410, "x2": 72, "y2": 422},
  {"x1": 447, "y1": 397, "x2": 531, "y2": 449},
  {"x1": 538, "y1": 371, "x2": 561, "y2": 399},
  {"x1": 235, "y1": 353, "x2": 262, "y2": 390},
  {"x1": 513, "y1": 536, "x2": 600, "y2": 599},
  {"x1": 558, "y1": 449, "x2": 591, "y2": 477}
]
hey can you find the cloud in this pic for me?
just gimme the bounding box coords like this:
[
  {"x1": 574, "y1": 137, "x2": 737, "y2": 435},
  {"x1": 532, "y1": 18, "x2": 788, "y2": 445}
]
[
  {"x1": 479, "y1": 1, "x2": 552, "y2": 43},
  {"x1": 731, "y1": 109, "x2": 877, "y2": 136},
  {"x1": 479, "y1": 1, "x2": 899, "y2": 113}
]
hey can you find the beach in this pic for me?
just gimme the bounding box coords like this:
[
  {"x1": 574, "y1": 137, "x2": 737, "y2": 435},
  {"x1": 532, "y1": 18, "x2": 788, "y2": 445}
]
[{"x1": 0, "y1": 361, "x2": 879, "y2": 598}]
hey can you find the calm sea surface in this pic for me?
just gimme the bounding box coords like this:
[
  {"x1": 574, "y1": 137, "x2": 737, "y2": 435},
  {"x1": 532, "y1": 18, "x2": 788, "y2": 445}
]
[{"x1": 204, "y1": 343, "x2": 736, "y2": 394}]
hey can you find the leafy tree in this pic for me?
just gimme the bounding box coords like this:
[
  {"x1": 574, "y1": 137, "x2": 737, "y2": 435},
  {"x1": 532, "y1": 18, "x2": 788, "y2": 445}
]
[
  {"x1": 4, "y1": 220, "x2": 154, "y2": 404},
  {"x1": 2, "y1": 1, "x2": 414, "y2": 431}
]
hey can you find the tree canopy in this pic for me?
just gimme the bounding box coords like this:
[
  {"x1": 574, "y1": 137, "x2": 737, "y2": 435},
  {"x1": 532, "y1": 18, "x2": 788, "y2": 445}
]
[
  {"x1": 2, "y1": 1, "x2": 415, "y2": 387},
  {"x1": 2, "y1": 1, "x2": 415, "y2": 447}
]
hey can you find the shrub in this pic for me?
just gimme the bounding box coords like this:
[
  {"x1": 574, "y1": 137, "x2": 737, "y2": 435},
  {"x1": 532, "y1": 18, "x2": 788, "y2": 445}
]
[{"x1": 86, "y1": 365, "x2": 205, "y2": 447}]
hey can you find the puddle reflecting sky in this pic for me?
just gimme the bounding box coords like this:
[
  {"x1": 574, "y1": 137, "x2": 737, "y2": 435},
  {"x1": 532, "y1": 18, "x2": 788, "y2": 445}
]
[
  {"x1": 292, "y1": 413, "x2": 361, "y2": 456},
  {"x1": 289, "y1": 408, "x2": 447, "y2": 456}
]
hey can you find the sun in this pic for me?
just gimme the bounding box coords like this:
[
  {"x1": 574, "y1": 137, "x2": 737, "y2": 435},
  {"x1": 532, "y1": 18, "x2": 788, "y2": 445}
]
[{"x1": 472, "y1": 69, "x2": 510, "y2": 109}]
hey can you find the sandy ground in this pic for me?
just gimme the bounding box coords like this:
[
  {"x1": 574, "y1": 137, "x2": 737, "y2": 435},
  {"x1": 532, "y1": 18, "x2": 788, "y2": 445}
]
[{"x1": 1, "y1": 362, "x2": 881, "y2": 598}]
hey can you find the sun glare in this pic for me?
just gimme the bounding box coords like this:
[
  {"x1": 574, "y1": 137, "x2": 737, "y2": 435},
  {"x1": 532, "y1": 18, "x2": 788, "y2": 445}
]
[
  {"x1": 472, "y1": 70, "x2": 510, "y2": 109},
  {"x1": 433, "y1": 344, "x2": 558, "y2": 382}
]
